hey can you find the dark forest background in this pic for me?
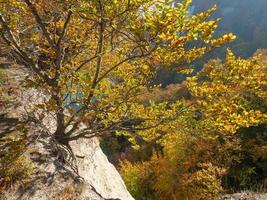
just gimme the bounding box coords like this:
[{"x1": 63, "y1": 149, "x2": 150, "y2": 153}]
[
  {"x1": 155, "y1": 0, "x2": 267, "y2": 86},
  {"x1": 194, "y1": 0, "x2": 267, "y2": 57}
]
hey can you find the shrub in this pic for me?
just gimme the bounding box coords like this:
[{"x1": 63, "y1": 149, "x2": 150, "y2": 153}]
[
  {"x1": 120, "y1": 159, "x2": 157, "y2": 200},
  {"x1": 120, "y1": 127, "x2": 226, "y2": 200},
  {"x1": 181, "y1": 163, "x2": 224, "y2": 200}
]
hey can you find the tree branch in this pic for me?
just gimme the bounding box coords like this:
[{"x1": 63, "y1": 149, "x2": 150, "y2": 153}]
[
  {"x1": 75, "y1": 54, "x2": 99, "y2": 72},
  {"x1": 23, "y1": 0, "x2": 55, "y2": 47},
  {"x1": 86, "y1": 0, "x2": 105, "y2": 102},
  {"x1": 0, "y1": 13, "x2": 54, "y2": 85},
  {"x1": 57, "y1": 8, "x2": 73, "y2": 47},
  {"x1": 96, "y1": 53, "x2": 149, "y2": 84}
]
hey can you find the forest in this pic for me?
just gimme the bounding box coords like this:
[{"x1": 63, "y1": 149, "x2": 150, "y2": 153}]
[
  {"x1": 0, "y1": 0, "x2": 266, "y2": 200},
  {"x1": 195, "y1": 0, "x2": 267, "y2": 57}
]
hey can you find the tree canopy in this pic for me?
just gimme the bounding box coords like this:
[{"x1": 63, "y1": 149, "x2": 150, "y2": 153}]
[{"x1": 0, "y1": 0, "x2": 234, "y2": 145}]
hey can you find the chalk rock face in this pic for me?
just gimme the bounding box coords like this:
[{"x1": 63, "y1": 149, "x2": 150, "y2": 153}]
[
  {"x1": 2, "y1": 132, "x2": 134, "y2": 200},
  {"x1": 219, "y1": 192, "x2": 267, "y2": 200},
  {"x1": 70, "y1": 137, "x2": 135, "y2": 200}
]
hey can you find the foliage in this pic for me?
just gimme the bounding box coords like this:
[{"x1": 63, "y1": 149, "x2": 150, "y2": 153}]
[
  {"x1": 180, "y1": 163, "x2": 224, "y2": 200},
  {"x1": 188, "y1": 50, "x2": 267, "y2": 191},
  {"x1": 137, "y1": 83, "x2": 192, "y2": 104},
  {"x1": 121, "y1": 110, "x2": 225, "y2": 200},
  {"x1": 188, "y1": 49, "x2": 267, "y2": 134},
  {"x1": 121, "y1": 50, "x2": 267, "y2": 199},
  {"x1": 225, "y1": 124, "x2": 267, "y2": 190},
  {"x1": 120, "y1": 159, "x2": 157, "y2": 200},
  {"x1": 0, "y1": 0, "x2": 233, "y2": 147},
  {"x1": 2, "y1": 0, "x2": 265, "y2": 198}
]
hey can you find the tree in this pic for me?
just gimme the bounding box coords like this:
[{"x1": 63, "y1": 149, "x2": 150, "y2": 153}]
[
  {"x1": 188, "y1": 49, "x2": 266, "y2": 134},
  {"x1": 120, "y1": 107, "x2": 226, "y2": 200},
  {"x1": 0, "y1": 0, "x2": 234, "y2": 151},
  {"x1": 120, "y1": 49, "x2": 266, "y2": 199}
]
